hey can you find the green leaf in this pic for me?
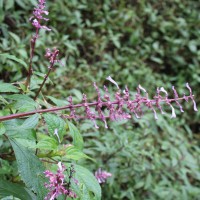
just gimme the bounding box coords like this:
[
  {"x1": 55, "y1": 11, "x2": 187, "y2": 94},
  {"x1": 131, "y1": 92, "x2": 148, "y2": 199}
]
[
  {"x1": 21, "y1": 114, "x2": 39, "y2": 129},
  {"x1": 67, "y1": 121, "x2": 84, "y2": 150},
  {"x1": 0, "y1": 95, "x2": 9, "y2": 104},
  {"x1": 0, "y1": 122, "x2": 6, "y2": 135},
  {"x1": 0, "y1": 53, "x2": 27, "y2": 69},
  {"x1": 43, "y1": 113, "x2": 66, "y2": 142},
  {"x1": 0, "y1": 159, "x2": 12, "y2": 175},
  {"x1": 0, "y1": 83, "x2": 19, "y2": 93},
  {"x1": 5, "y1": 94, "x2": 38, "y2": 112},
  {"x1": 65, "y1": 145, "x2": 94, "y2": 161},
  {"x1": 46, "y1": 96, "x2": 68, "y2": 106},
  {"x1": 5, "y1": 0, "x2": 14, "y2": 10},
  {"x1": 4, "y1": 114, "x2": 39, "y2": 131},
  {"x1": 9, "y1": 138, "x2": 47, "y2": 199},
  {"x1": 3, "y1": 118, "x2": 37, "y2": 139},
  {"x1": 36, "y1": 136, "x2": 58, "y2": 150},
  {"x1": 0, "y1": 179, "x2": 36, "y2": 200},
  {"x1": 67, "y1": 164, "x2": 101, "y2": 200}
]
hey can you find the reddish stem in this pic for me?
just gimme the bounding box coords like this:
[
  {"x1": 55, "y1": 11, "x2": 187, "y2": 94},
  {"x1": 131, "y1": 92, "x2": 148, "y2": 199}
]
[
  {"x1": 0, "y1": 96, "x2": 192, "y2": 122},
  {"x1": 25, "y1": 27, "x2": 39, "y2": 90},
  {"x1": 34, "y1": 50, "x2": 59, "y2": 100}
]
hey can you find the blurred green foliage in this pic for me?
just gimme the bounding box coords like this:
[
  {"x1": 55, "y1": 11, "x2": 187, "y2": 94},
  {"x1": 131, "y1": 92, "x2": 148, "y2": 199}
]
[{"x1": 0, "y1": 0, "x2": 199, "y2": 199}]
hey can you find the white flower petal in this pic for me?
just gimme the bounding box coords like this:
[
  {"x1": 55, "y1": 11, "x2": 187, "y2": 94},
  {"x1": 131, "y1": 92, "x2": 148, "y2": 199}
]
[
  {"x1": 160, "y1": 87, "x2": 168, "y2": 96},
  {"x1": 106, "y1": 76, "x2": 119, "y2": 89},
  {"x1": 170, "y1": 104, "x2": 176, "y2": 118},
  {"x1": 138, "y1": 84, "x2": 146, "y2": 93}
]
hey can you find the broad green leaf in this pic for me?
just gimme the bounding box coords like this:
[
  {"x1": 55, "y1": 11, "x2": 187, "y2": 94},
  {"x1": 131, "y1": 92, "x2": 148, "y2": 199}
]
[
  {"x1": 65, "y1": 145, "x2": 94, "y2": 161},
  {"x1": 0, "y1": 122, "x2": 6, "y2": 135},
  {"x1": 67, "y1": 121, "x2": 84, "y2": 150},
  {"x1": 14, "y1": 138, "x2": 37, "y2": 149},
  {"x1": 0, "y1": 179, "x2": 36, "y2": 200},
  {"x1": 82, "y1": 185, "x2": 93, "y2": 200},
  {"x1": 3, "y1": 118, "x2": 37, "y2": 139},
  {"x1": 0, "y1": 83, "x2": 19, "y2": 93},
  {"x1": 66, "y1": 164, "x2": 101, "y2": 200},
  {"x1": 0, "y1": 53, "x2": 27, "y2": 69},
  {"x1": 5, "y1": 94, "x2": 38, "y2": 112},
  {"x1": 9, "y1": 138, "x2": 47, "y2": 199},
  {"x1": 43, "y1": 113, "x2": 66, "y2": 142}
]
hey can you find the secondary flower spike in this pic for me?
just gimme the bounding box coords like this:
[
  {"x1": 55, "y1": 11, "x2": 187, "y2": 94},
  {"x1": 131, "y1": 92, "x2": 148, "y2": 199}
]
[
  {"x1": 44, "y1": 162, "x2": 77, "y2": 200},
  {"x1": 95, "y1": 168, "x2": 112, "y2": 183},
  {"x1": 30, "y1": 0, "x2": 51, "y2": 31}
]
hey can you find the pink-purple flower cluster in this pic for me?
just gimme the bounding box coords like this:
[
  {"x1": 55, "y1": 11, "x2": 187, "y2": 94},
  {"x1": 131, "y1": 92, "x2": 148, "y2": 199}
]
[
  {"x1": 45, "y1": 48, "x2": 60, "y2": 64},
  {"x1": 30, "y1": 0, "x2": 51, "y2": 31},
  {"x1": 95, "y1": 168, "x2": 112, "y2": 184},
  {"x1": 44, "y1": 162, "x2": 77, "y2": 200},
  {"x1": 63, "y1": 77, "x2": 197, "y2": 129}
]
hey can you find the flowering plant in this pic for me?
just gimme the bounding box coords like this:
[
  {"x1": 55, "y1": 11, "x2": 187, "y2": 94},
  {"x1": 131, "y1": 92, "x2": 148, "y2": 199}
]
[{"x1": 0, "y1": 0, "x2": 198, "y2": 200}]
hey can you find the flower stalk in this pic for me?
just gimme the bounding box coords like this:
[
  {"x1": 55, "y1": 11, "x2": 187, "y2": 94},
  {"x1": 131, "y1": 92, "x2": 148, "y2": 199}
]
[
  {"x1": 34, "y1": 48, "x2": 59, "y2": 100},
  {"x1": 25, "y1": 0, "x2": 51, "y2": 91}
]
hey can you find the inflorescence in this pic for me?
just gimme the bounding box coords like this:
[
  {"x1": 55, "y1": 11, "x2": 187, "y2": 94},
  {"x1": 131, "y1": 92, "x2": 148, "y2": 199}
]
[
  {"x1": 95, "y1": 168, "x2": 112, "y2": 184},
  {"x1": 63, "y1": 77, "x2": 198, "y2": 129},
  {"x1": 44, "y1": 162, "x2": 77, "y2": 200},
  {"x1": 30, "y1": 0, "x2": 51, "y2": 31},
  {"x1": 0, "y1": 78, "x2": 197, "y2": 125}
]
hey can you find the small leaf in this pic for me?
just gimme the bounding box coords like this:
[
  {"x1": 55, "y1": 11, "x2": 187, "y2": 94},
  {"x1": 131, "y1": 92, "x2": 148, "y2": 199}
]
[
  {"x1": 21, "y1": 114, "x2": 39, "y2": 129},
  {"x1": 0, "y1": 83, "x2": 19, "y2": 93},
  {"x1": 65, "y1": 145, "x2": 94, "y2": 161},
  {"x1": 0, "y1": 179, "x2": 36, "y2": 200},
  {"x1": 36, "y1": 136, "x2": 58, "y2": 150},
  {"x1": 43, "y1": 113, "x2": 66, "y2": 142},
  {"x1": 0, "y1": 95, "x2": 9, "y2": 104},
  {"x1": 9, "y1": 138, "x2": 47, "y2": 199},
  {"x1": 67, "y1": 121, "x2": 84, "y2": 150},
  {"x1": 46, "y1": 96, "x2": 68, "y2": 106},
  {"x1": 70, "y1": 89, "x2": 83, "y2": 101},
  {"x1": 0, "y1": 53, "x2": 27, "y2": 69}
]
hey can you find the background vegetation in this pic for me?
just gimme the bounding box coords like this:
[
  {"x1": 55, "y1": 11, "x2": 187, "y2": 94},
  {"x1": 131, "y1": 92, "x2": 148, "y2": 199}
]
[{"x1": 0, "y1": 0, "x2": 200, "y2": 199}]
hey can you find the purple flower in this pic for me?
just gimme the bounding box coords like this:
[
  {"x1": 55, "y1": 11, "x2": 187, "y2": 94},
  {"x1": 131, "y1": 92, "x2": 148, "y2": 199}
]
[
  {"x1": 45, "y1": 48, "x2": 60, "y2": 63},
  {"x1": 30, "y1": 0, "x2": 51, "y2": 31},
  {"x1": 95, "y1": 168, "x2": 112, "y2": 184},
  {"x1": 44, "y1": 162, "x2": 77, "y2": 200},
  {"x1": 186, "y1": 83, "x2": 198, "y2": 111}
]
